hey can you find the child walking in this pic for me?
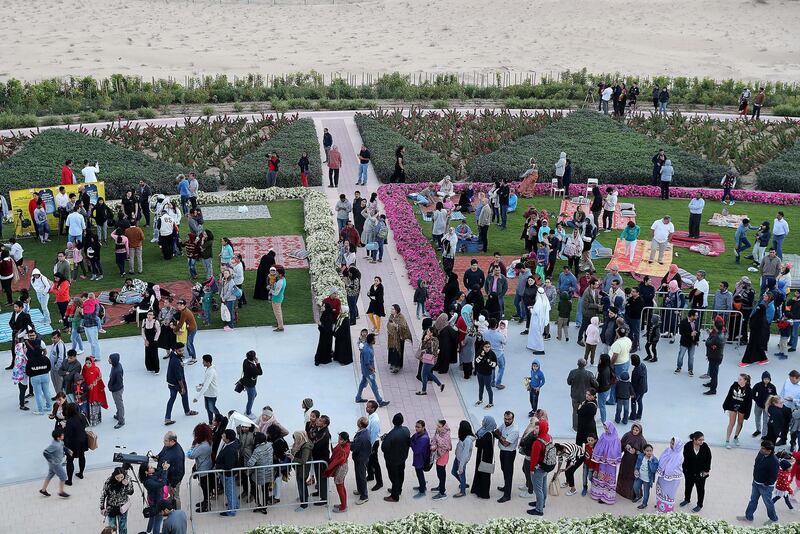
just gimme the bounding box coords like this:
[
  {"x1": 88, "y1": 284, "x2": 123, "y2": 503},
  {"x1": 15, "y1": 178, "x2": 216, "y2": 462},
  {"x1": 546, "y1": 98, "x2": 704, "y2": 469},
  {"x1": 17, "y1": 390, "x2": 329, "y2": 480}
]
[
  {"x1": 557, "y1": 291, "x2": 571, "y2": 342},
  {"x1": 620, "y1": 221, "x2": 640, "y2": 263},
  {"x1": 632, "y1": 443, "x2": 658, "y2": 509},
  {"x1": 528, "y1": 359, "x2": 545, "y2": 416},
  {"x1": 644, "y1": 314, "x2": 661, "y2": 363},
  {"x1": 40, "y1": 428, "x2": 70, "y2": 498},
  {"x1": 772, "y1": 459, "x2": 794, "y2": 510},
  {"x1": 776, "y1": 318, "x2": 791, "y2": 360},
  {"x1": 581, "y1": 435, "x2": 598, "y2": 497},
  {"x1": 583, "y1": 316, "x2": 600, "y2": 365},
  {"x1": 414, "y1": 278, "x2": 429, "y2": 320}
]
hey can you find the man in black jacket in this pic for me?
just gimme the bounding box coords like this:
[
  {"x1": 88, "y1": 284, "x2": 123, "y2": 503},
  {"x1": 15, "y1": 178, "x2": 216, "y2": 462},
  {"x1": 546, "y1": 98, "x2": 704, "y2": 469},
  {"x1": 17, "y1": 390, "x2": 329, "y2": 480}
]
[
  {"x1": 498, "y1": 180, "x2": 510, "y2": 229},
  {"x1": 138, "y1": 180, "x2": 152, "y2": 227},
  {"x1": 157, "y1": 430, "x2": 186, "y2": 509},
  {"x1": 59, "y1": 350, "x2": 82, "y2": 402},
  {"x1": 625, "y1": 288, "x2": 645, "y2": 353},
  {"x1": 351, "y1": 416, "x2": 371, "y2": 504},
  {"x1": 312, "y1": 415, "x2": 332, "y2": 505},
  {"x1": 26, "y1": 345, "x2": 52, "y2": 414},
  {"x1": 107, "y1": 353, "x2": 125, "y2": 429},
  {"x1": 6, "y1": 302, "x2": 33, "y2": 369},
  {"x1": 163, "y1": 343, "x2": 198, "y2": 426},
  {"x1": 737, "y1": 440, "x2": 780, "y2": 524},
  {"x1": 214, "y1": 429, "x2": 241, "y2": 516},
  {"x1": 381, "y1": 413, "x2": 411, "y2": 502},
  {"x1": 676, "y1": 310, "x2": 699, "y2": 376},
  {"x1": 322, "y1": 128, "x2": 333, "y2": 163}
]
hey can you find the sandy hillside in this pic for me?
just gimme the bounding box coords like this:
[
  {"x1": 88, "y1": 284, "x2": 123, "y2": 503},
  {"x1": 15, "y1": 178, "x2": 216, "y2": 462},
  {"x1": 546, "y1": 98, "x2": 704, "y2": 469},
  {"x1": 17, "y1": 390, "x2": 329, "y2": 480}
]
[{"x1": 2, "y1": 0, "x2": 799, "y2": 81}]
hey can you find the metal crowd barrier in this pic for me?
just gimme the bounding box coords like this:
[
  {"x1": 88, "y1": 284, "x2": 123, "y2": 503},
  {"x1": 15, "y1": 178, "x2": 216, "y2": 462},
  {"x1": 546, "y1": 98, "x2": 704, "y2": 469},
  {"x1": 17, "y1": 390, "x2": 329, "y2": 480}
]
[
  {"x1": 641, "y1": 306, "x2": 744, "y2": 345},
  {"x1": 187, "y1": 459, "x2": 331, "y2": 530}
]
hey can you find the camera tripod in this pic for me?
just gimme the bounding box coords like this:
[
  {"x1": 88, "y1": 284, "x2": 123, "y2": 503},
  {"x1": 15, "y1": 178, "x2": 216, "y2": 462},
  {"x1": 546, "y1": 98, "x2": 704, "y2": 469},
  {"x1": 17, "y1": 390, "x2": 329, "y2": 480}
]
[{"x1": 582, "y1": 88, "x2": 596, "y2": 109}]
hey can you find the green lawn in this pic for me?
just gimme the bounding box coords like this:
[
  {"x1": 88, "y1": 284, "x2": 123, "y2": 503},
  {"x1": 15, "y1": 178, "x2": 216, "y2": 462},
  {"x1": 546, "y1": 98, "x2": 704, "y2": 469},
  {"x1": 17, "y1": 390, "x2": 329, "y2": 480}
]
[
  {"x1": 2, "y1": 200, "x2": 313, "y2": 349},
  {"x1": 418, "y1": 196, "x2": 800, "y2": 306}
]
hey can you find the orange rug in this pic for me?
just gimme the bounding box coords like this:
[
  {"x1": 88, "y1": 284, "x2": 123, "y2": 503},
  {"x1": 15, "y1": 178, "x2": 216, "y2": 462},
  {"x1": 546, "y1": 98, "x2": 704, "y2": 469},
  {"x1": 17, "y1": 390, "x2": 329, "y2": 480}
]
[
  {"x1": 227, "y1": 236, "x2": 308, "y2": 270},
  {"x1": 606, "y1": 239, "x2": 646, "y2": 273},
  {"x1": 11, "y1": 260, "x2": 35, "y2": 292},
  {"x1": 101, "y1": 280, "x2": 194, "y2": 328}
]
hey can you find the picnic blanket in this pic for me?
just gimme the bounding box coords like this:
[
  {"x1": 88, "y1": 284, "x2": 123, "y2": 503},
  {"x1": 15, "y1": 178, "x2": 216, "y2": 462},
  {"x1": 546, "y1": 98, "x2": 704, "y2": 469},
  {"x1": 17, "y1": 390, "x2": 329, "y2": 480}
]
[
  {"x1": 101, "y1": 280, "x2": 194, "y2": 328},
  {"x1": 606, "y1": 239, "x2": 672, "y2": 278},
  {"x1": 671, "y1": 231, "x2": 727, "y2": 254},
  {"x1": 707, "y1": 212, "x2": 748, "y2": 229},
  {"x1": 557, "y1": 199, "x2": 635, "y2": 230},
  {"x1": 11, "y1": 260, "x2": 35, "y2": 292},
  {"x1": 0, "y1": 308, "x2": 53, "y2": 342},
  {"x1": 631, "y1": 268, "x2": 695, "y2": 289},
  {"x1": 227, "y1": 236, "x2": 308, "y2": 270}
]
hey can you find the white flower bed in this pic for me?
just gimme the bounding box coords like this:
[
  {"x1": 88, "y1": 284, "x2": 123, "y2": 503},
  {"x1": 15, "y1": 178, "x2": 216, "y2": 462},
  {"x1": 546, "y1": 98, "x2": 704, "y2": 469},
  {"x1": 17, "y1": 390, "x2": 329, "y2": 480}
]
[
  {"x1": 196, "y1": 187, "x2": 342, "y2": 304},
  {"x1": 249, "y1": 511, "x2": 788, "y2": 534}
]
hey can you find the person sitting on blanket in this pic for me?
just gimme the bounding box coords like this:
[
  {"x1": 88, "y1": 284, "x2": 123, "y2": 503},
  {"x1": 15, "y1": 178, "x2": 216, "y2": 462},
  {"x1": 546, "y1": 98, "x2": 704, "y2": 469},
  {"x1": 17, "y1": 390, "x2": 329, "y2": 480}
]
[
  {"x1": 455, "y1": 221, "x2": 473, "y2": 250},
  {"x1": 458, "y1": 184, "x2": 475, "y2": 213},
  {"x1": 437, "y1": 176, "x2": 455, "y2": 198},
  {"x1": 109, "y1": 278, "x2": 147, "y2": 305}
]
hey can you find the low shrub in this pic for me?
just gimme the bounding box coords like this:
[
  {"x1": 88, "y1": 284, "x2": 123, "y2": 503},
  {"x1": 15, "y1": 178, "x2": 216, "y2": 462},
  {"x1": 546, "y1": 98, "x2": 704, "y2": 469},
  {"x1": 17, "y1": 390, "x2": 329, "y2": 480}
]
[
  {"x1": 0, "y1": 128, "x2": 216, "y2": 199},
  {"x1": 0, "y1": 112, "x2": 38, "y2": 129},
  {"x1": 39, "y1": 116, "x2": 62, "y2": 126},
  {"x1": 137, "y1": 107, "x2": 157, "y2": 119},
  {"x1": 773, "y1": 104, "x2": 800, "y2": 117},
  {"x1": 467, "y1": 110, "x2": 726, "y2": 185},
  {"x1": 201, "y1": 105, "x2": 215, "y2": 116},
  {"x1": 354, "y1": 115, "x2": 455, "y2": 183},
  {"x1": 226, "y1": 118, "x2": 321, "y2": 189},
  {"x1": 757, "y1": 139, "x2": 800, "y2": 192},
  {"x1": 78, "y1": 111, "x2": 99, "y2": 123},
  {"x1": 505, "y1": 97, "x2": 572, "y2": 109}
]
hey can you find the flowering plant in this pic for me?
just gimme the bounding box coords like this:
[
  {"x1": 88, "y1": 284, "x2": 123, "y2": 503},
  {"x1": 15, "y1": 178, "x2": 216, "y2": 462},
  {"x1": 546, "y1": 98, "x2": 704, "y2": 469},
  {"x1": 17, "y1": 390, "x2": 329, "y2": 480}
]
[
  {"x1": 249, "y1": 511, "x2": 767, "y2": 534},
  {"x1": 194, "y1": 187, "x2": 342, "y2": 304}
]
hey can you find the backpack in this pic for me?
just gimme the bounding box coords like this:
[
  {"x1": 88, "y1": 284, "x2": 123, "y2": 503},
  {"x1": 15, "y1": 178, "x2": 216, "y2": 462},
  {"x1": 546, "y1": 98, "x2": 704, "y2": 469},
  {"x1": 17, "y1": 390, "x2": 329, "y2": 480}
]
[
  {"x1": 231, "y1": 285, "x2": 243, "y2": 299},
  {"x1": 538, "y1": 438, "x2": 557, "y2": 472},
  {"x1": 518, "y1": 431, "x2": 537, "y2": 457},
  {"x1": 377, "y1": 225, "x2": 389, "y2": 240}
]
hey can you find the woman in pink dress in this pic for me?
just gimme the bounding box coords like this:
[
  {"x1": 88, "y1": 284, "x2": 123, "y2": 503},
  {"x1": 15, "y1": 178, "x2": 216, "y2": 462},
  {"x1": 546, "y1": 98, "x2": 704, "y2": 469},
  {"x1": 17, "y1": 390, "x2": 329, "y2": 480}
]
[{"x1": 518, "y1": 158, "x2": 539, "y2": 198}]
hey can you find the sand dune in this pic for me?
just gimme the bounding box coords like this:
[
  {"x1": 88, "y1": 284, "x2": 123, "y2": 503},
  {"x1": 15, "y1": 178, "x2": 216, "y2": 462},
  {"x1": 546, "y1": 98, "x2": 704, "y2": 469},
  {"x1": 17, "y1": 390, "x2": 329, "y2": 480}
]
[{"x1": 2, "y1": 0, "x2": 799, "y2": 81}]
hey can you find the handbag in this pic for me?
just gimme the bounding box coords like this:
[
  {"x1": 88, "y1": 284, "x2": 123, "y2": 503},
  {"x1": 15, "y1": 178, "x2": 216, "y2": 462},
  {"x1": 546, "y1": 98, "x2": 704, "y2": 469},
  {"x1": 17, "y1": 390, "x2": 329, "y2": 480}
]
[
  {"x1": 477, "y1": 461, "x2": 495, "y2": 474},
  {"x1": 86, "y1": 429, "x2": 98, "y2": 450},
  {"x1": 365, "y1": 242, "x2": 379, "y2": 252},
  {"x1": 220, "y1": 303, "x2": 231, "y2": 322},
  {"x1": 548, "y1": 475, "x2": 560, "y2": 496},
  {"x1": 423, "y1": 453, "x2": 435, "y2": 472},
  {"x1": 421, "y1": 352, "x2": 436, "y2": 365},
  {"x1": 234, "y1": 380, "x2": 244, "y2": 393},
  {"x1": 305, "y1": 472, "x2": 317, "y2": 486}
]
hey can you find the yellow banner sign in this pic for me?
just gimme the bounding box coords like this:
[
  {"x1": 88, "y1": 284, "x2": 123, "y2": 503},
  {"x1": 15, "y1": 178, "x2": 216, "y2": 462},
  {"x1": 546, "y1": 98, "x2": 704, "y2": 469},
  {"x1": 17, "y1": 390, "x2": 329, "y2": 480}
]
[{"x1": 9, "y1": 182, "x2": 106, "y2": 238}]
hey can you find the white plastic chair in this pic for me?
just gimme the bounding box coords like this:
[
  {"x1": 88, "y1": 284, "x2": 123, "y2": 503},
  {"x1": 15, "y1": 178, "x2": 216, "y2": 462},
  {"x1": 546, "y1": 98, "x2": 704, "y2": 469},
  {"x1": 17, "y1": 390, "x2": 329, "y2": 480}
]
[
  {"x1": 586, "y1": 178, "x2": 599, "y2": 196},
  {"x1": 551, "y1": 178, "x2": 565, "y2": 198}
]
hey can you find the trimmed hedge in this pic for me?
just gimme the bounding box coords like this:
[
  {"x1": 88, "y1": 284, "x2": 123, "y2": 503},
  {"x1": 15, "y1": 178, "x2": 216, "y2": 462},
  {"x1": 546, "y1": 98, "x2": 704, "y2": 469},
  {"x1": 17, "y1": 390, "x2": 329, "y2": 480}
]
[
  {"x1": 226, "y1": 118, "x2": 321, "y2": 189},
  {"x1": 354, "y1": 115, "x2": 455, "y2": 183},
  {"x1": 0, "y1": 128, "x2": 212, "y2": 199},
  {"x1": 757, "y1": 139, "x2": 800, "y2": 192},
  {"x1": 466, "y1": 110, "x2": 726, "y2": 185}
]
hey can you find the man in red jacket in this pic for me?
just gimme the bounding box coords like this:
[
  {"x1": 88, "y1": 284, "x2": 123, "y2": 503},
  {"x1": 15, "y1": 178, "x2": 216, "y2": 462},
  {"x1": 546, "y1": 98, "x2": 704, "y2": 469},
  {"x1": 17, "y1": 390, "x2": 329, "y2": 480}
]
[
  {"x1": 60, "y1": 160, "x2": 74, "y2": 185},
  {"x1": 28, "y1": 192, "x2": 41, "y2": 240},
  {"x1": 528, "y1": 420, "x2": 551, "y2": 516}
]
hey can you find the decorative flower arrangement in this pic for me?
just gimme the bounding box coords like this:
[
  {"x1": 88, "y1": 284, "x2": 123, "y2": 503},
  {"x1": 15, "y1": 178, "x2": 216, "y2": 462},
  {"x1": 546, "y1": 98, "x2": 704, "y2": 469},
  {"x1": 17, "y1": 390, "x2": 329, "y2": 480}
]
[
  {"x1": 377, "y1": 185, "x2": 448, "y2": 316},
  {"x1": 194, "y1": 187, "x2": 343, "y2": 304},
  {"x1": 248, "y1": 510, "x2": 770, "y2": 534}
]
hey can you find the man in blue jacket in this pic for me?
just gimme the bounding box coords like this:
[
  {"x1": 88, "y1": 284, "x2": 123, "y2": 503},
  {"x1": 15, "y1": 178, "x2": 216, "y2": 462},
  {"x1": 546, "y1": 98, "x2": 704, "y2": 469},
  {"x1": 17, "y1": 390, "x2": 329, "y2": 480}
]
[
  {"x1": 157, "y1": 430, "x2": 186, "y2": 509},
  {"x1": 355, "y1": 334, "x2": 390, "y2": 407},
  {"x1": 737, "y1": 439, "x2": 780, "y2": 525},
  {"x1": 107, "y1": 353, "x2": 124, "y2": 429},
  {"x1": 164, "y1": 343, "x2": 199, "y2": 426}
]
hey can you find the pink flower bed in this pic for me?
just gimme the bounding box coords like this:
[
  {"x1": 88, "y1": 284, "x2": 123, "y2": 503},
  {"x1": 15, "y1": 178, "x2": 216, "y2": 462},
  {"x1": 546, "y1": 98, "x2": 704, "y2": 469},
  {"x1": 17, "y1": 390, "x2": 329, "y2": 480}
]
[
  {"x1": 380, "y1": 181, "x2": 800, "y2": 315},
  {"x1": 378, "y1": 185, "x2": 448, "y2": 315}
]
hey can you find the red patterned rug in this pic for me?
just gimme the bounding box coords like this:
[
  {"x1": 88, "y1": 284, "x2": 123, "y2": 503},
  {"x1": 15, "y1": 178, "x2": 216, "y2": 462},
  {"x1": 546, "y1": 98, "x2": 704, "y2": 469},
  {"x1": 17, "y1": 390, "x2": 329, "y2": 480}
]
[{"x1": 228, "y1": 236, "x2": 308, "y2": 270}]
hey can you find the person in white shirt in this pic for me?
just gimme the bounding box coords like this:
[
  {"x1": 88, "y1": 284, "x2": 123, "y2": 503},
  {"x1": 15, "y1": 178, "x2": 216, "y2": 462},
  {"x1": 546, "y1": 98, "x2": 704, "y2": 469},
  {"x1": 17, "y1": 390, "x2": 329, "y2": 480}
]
[
  {"x1": 194, "y1": 354, "x2": 220, "y2": 424},
  {"x1": 188, "y1": 172, "x2": 200, "y2": 210},
  {"x1": 772, "y1": 211, "x2": 789, "y2": 259},
  {"x1": 601, "y1": 187, "x2": 618, "y2": 232},
  {"x1": 54, "y1": 187, "x2": 69, "y2": 236},
  {"x1": 601, "y1": 85, "x2": 613, "y2": 114},
  {"x1": 693, "y1": 270, "x2": 709, "y2": 308},
  {"x1": 30, "y1": 268, "x2": 53, "y2": 324},
  {"x1": 687, "y1": 191, "x2": 705, "y2": 239},
  {"x1": 49, "y1": 330, "x2": 67, "y2": 394},
  {"x1": 65, "y1": 205, "x2": 86, "y2": 244},
  {"x1": 780, "y1": 370, "x2": 800, "y2": 409},
  {"x1": 81, "y1": 160, "x2": 99, "y2": 183},
  {"x1": 648, "y1": 215, "x2": 675, "y2": 264},
  {"x1": 494, "y1": 410, "x2": 520, "y2": 502}
]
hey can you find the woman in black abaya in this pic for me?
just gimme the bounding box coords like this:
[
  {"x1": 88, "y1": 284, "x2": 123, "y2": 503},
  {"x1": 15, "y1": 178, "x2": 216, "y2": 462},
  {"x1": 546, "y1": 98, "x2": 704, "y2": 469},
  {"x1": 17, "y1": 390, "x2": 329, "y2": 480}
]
[
  {"x1": 314, "y1": 303, "x2": 335, "y2": 366},
  {"x1": 741, "y1": 303, "x2": 769, "y2": 365},
  {"x1": 253, "y1": 250, "x2": 276, "y2": 300},
  {"x1": 333, "y1": 307, "x2": 353, "y2": 365}
]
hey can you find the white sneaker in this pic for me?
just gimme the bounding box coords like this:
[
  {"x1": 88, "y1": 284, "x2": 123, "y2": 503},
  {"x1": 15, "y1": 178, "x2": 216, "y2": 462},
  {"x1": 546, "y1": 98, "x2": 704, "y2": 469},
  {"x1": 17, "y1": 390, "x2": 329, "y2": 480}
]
[{"x1": 519, "y1": 491, "x2": 533, "y2": 498}]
